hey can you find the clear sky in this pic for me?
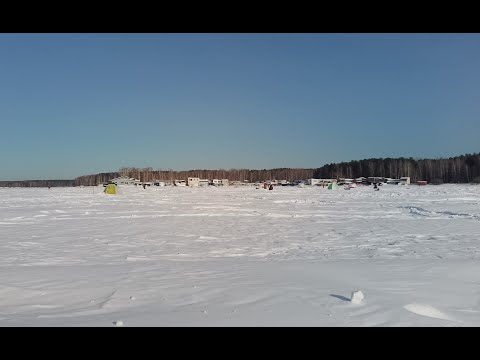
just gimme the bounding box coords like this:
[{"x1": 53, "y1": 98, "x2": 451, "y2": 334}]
[{"x1": 1, "y1": 33, "x2": 479, "y2": 180}]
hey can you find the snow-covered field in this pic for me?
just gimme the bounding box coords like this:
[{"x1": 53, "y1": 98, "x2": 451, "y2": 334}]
[{"x1": 1, "y1": 184, "x2": 480, "y2": 326}]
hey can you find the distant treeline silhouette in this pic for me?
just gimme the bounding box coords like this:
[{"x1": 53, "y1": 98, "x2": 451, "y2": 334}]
[
  {"x1": 313, "y1": 153, "x2": 480, "y2": 184},
  {"x1": 0, "y1": 180, "x2": 75, "y2": 188},
  {"x1": 3, "y1": 153, "x2": 480, "y2": 187},
  {"x1": 74, "y1": 168, "x2": 315, "y2": 186}
]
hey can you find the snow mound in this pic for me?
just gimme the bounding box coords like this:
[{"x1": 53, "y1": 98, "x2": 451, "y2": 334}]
[
  {"x1": 403, "y1": 304, "x2": 452, "y2": 321},
  {"x1": 351, "y1": 290, "x2": 364, "y2": 304}
]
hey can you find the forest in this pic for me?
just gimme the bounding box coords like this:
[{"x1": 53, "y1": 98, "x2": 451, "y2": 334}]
[
  {"x1": 2, "y1": 153, "x2": 479, "y2": 187},
  {"x1": 0, "y1": 180, "x2": 75, "y2": 187},
  {"x1": 73, "y1": 153, "x2": 480, "y2": 186},
  {"x1": 313, "y1": 153, "x2": 480, "y2": 184},
  {"x1": 73, "y1": 168, "x2": 315, "y2": 186}
]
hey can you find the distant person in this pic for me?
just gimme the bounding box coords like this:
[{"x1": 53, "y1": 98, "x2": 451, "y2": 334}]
[
  {"x1": 142, "y1": 184, "x2": 146, "y2": 189},
  {"x1": 269, "y1": 184, "x2": 273, "y2": 190}
]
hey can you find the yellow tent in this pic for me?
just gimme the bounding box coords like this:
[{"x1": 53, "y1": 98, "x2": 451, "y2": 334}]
[{"x1": 104, "y1": 184, "x2": 117, "y2": 194}]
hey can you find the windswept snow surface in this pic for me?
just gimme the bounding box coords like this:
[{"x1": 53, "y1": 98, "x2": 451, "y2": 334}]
[{"x1": 1, "y1": 184, "x2": 480, "y2": 326}]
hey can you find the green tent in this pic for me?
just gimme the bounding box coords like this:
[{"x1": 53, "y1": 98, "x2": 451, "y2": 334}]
[
  {"x1": 104, "y1": 183, "x2": 117, "y2": 194},
  {"x1": 327, "y1": 181, "x2": 338, "y2": 190}
]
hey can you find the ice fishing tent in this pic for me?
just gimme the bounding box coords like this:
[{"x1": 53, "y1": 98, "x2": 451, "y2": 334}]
[
  {"x1": 327, "y1": 181, "x2": 338, "y2": 190},
  {"x1": 104, "y1": 183, "x2": 117, "y2": 194}
]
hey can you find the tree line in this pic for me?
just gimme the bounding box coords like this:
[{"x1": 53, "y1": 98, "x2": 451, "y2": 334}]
[
  {"x1": 313, "y1": 153, "x2": 480, "y2": 184},
  {"x1": 3, "y1": 152, "x2": 479, "y2": 187},
  {"x1": 0, "y1": 180, "x2": 75, "y2": 187},
  {"x1": 73, "y1": 168, "x2": 315, "y2": 186}
]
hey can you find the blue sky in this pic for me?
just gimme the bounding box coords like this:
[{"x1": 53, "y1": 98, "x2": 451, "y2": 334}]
[{"x1": 0, "y1": 33, "x2": 479, "y2": 180}]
